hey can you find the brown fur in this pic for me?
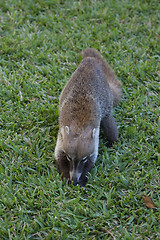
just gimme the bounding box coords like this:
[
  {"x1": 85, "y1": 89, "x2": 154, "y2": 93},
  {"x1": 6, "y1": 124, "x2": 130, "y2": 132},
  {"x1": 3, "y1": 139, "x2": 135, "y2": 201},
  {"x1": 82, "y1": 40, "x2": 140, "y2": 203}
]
[{"x1": 81, "y1": 48, "x2": 122, "y2": 105}]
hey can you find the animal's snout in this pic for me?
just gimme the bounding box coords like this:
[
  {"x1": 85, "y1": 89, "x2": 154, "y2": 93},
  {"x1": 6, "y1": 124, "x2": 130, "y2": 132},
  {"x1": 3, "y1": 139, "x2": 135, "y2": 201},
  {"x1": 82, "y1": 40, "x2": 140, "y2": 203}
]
[
  {"x1": 73, "y1": 179, "x2": 79, "y2": 186},
  {"x1": 71, "y1": 174, "x2": 79, "y2": 186},
  {"x1": 70, "y1": 170, "x2": 81, "y2": 186}
]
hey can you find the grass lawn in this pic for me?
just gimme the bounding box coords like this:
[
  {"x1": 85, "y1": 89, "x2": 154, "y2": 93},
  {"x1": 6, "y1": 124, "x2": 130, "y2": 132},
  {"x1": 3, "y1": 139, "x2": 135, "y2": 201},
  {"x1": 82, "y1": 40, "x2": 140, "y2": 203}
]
[{"x1": 0, "y1": 0, "x2": 160, "y2": 239}]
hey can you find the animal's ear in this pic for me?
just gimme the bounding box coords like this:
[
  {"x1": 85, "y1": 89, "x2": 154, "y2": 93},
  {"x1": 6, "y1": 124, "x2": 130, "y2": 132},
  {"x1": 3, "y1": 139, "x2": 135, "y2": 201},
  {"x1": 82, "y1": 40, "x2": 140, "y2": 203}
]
[
  {"x1": 65, "y1": 126, "x2": 70, "y2": 135},
  {"x1": 91, "y1": 128, "x2": 97, "y2": 138},
  {"x1": 60, "y1": 126, "x2": 70, "y2": 138},
  {"x1": 60, "y1": 127, "x2": 64, "y2": 138}
]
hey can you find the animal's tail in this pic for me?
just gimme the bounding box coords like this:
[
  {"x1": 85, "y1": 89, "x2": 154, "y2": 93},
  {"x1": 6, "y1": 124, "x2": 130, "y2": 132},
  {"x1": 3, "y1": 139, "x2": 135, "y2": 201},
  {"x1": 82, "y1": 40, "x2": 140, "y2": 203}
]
[{"x1": 81, "y1": 48, "x2": 122, "y2": 106}]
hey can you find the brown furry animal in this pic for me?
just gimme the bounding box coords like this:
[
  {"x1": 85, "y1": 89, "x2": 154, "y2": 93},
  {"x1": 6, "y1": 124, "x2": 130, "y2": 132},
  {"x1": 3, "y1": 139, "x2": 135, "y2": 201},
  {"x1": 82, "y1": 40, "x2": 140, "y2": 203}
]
[{"x1": 55, "y1": 48, "x2": 122, "y2": 186}]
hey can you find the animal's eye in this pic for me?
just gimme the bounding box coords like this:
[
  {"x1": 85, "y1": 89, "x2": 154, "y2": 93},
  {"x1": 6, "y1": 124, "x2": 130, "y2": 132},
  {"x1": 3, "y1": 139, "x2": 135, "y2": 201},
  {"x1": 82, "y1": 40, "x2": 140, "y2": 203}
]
[
  {"x1": 82, "y1": 156, "x2": 87, "y2": 163},
  {"x1": 66, "y1": 155, "x2": 72, "y2": 162},
  {"x1": 89, "y1": 153, "x2": 94, "y2": 158}
]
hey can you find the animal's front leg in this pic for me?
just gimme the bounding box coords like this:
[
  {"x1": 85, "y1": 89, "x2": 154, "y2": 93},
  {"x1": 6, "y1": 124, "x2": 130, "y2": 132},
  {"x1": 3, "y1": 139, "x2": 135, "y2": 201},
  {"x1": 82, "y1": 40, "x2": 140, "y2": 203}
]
[
  {"x1": 55, "y1": 132, "x2": 70, "y2": 181},
  {"x1": 56, "y1": 150, "x2": 70, "y2": 180},
  {"x1": 79, "y1": 159, "x2": 95, "y2": 186}
]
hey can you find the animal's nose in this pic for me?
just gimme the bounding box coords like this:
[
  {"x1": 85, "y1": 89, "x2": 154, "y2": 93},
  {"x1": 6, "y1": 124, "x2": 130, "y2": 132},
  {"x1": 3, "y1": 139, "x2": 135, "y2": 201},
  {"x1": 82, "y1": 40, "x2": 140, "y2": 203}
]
[
  {"x1": 73, "y1": 181, "x2": 78, "y2": 186},
  {"x1": 72, "y1": 176, "x2": 79, "y2": 186}
]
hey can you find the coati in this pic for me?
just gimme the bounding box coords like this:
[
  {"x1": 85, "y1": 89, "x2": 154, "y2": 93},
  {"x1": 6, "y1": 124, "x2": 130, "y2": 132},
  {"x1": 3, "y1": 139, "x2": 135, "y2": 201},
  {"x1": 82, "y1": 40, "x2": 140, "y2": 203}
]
[{"x1": 55, "y1": 48, "x2": 122, "y2": 186}]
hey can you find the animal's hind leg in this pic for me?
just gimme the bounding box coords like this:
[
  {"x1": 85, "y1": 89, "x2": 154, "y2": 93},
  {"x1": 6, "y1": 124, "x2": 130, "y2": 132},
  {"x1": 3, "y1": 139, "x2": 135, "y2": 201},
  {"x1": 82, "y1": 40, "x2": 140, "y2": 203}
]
[{"x1": 101, "y1": 114, "x2": 119, "y2": 145}]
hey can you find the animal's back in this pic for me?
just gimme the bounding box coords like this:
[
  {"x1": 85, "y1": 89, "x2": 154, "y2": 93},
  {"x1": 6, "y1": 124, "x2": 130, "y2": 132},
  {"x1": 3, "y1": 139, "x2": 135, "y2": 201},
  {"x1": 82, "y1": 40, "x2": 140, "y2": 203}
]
[
  {"x1": 59, "y1": 56, "x2": 113, "y2": 124},
  {"x1": 81, "y1": 48, "x2": 122, "y2": 106}
]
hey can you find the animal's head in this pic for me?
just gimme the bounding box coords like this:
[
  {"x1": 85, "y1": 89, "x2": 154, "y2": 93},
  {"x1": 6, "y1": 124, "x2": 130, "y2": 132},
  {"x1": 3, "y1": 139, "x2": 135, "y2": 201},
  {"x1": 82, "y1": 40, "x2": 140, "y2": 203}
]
[{"x1": 60, "y1": 125, "x2": 99, "y2": 185}]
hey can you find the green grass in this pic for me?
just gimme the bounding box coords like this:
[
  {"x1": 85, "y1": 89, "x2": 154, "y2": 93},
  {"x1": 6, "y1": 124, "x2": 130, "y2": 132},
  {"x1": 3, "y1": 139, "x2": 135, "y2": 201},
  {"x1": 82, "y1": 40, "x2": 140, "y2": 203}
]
[{"x1": 0, "y1": 0, "x2": 160, "y2": 239}]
